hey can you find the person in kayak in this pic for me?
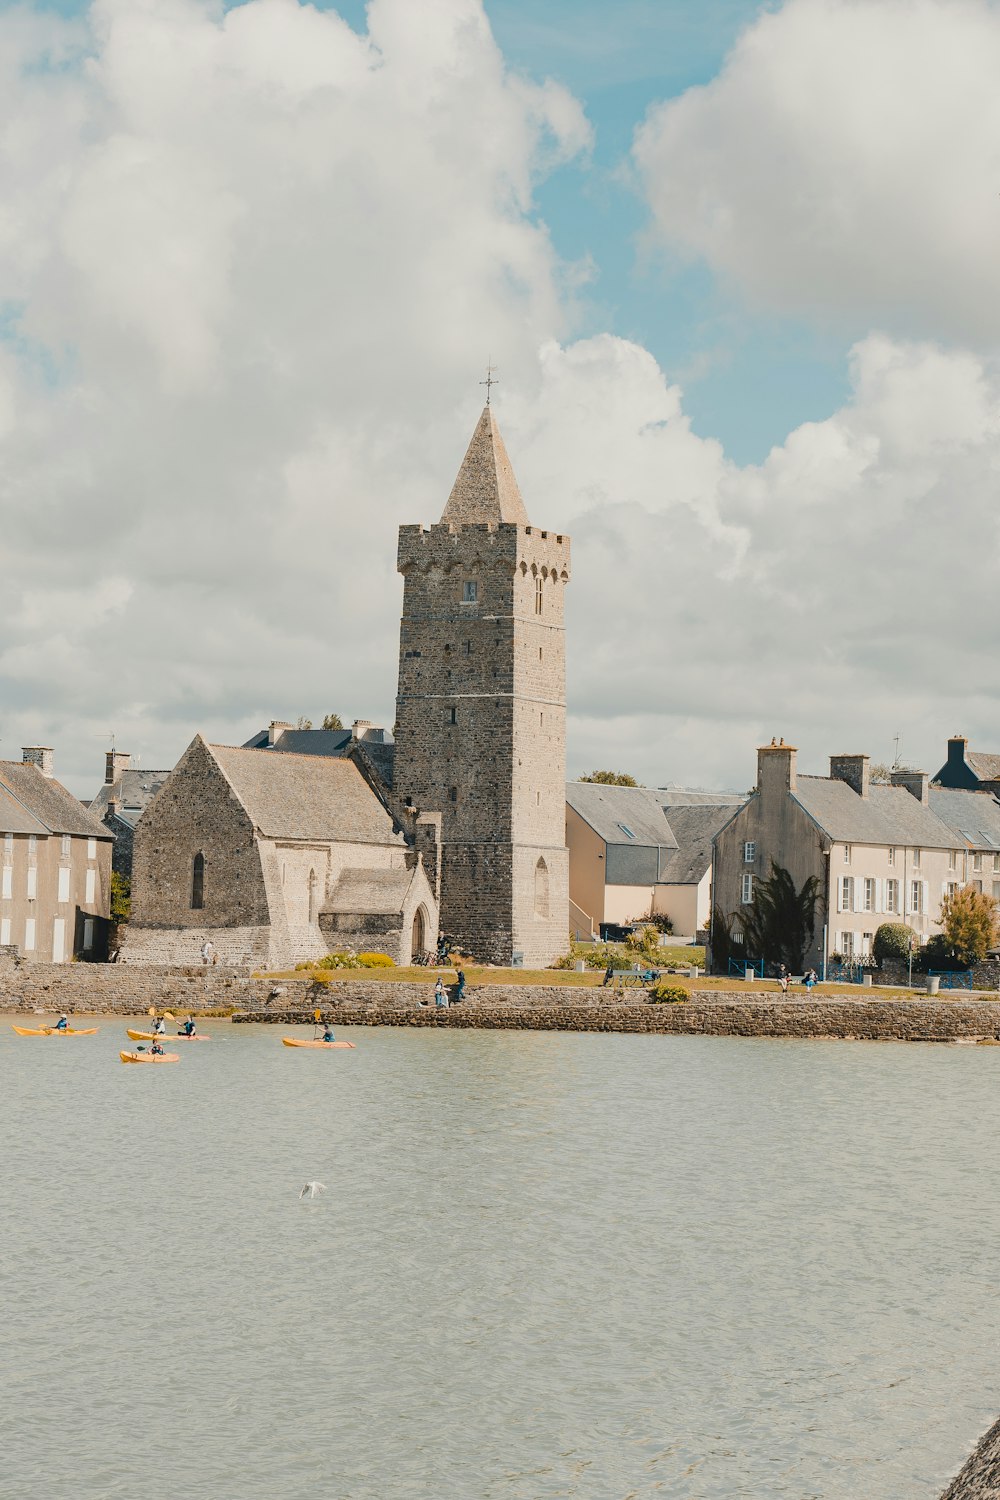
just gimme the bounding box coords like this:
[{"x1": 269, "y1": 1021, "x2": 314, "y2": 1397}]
[
  {"x1": 180, "y1": 1016, "x2": 196, "y2": 1037},
  {"x1": 152, "y1": 1016, "x2": 166, "y2": 1035},
  {"x1": 150, "y1": 1039, "x2": 165, "y2": 1056},
  {"x1": 54, "y1": 1014, "x2": 69, "y2": 1031},
  {"x1": 322, "y1": 1025, "x2": 336, "y2": 1043}
]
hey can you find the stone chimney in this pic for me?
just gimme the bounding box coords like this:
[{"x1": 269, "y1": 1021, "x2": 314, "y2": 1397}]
[
  {"x1": 107, "y1": 793, "x2": 120, "y2": 819},
  {"x1": 352, "y1": 719, "x2": 373, "y2": 740},
  {"x1": 268, "y1": 721, "x2": 293, "y2": 746},
  {"x1": 105, "y1": 750, "x2": 130, "y2": 785},
  {"x1": 757, "y1": 739, "x2": 797, "y2": 798},
  {"x1": 891, "y1": 769, "x2": 930, "y2": 806},
  {"x1": 830, "y1": 754, "x2": 870, "y2": 798},
  {"x1": 22, "y1": 746, "x2": 53, "y2": 777},
  {"x1": 946, "y1": 735, "x2": 968, "y2": 772}
]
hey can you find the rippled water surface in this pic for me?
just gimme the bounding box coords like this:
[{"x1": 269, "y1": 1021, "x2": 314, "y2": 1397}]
[{"x1": 4, "y1": 1020, "x2": 1000, "y2": 1499}]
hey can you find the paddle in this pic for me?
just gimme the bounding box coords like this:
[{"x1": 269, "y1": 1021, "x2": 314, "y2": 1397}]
[{"x1": 313, "y1": 1007, "x2": 322, "y2": 1040}]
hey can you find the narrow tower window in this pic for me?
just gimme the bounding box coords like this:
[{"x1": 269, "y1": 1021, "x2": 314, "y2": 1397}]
[
  {"x1": 463, "y1": 581, "x2": 478, "y2": 603},
  {"x1": 534, "y1": 857, "x2": 550, "y2": 919},
  {"x1": 535, "y1": 577, "x2": 543, "y2": 614},
  {"x1": 191, "y1": 852, "x2": 205, "y2": 910},
  {"x1": 448, "y1": 706, "x2": 457, "y2": 725}
]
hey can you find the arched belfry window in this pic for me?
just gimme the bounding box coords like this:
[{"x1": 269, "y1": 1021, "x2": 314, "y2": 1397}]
[
  {"x1": 534, "y1": 857, "x2": 550, "y2": 920},
  {"x1": 191, "y1": 852, "x2": 205, "y2": 910}
]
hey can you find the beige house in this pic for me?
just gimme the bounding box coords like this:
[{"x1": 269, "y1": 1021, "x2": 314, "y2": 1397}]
[
  {"x1": 566, "y1": 783, "x2": 744, "y2": 939},
  {"x1": 0, "y1": 748, "x2": 113, "y2": 962},
  {"x1": 123, "y1": 735, "x2": 439, "y2": 969},
  {"x1": 712, "y1": 743, "x2": 966, "y2": 971}
]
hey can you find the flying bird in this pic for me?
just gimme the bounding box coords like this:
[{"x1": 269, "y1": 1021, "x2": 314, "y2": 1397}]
[{"x1": 300, "y1": 1181, "x2": 326, "y2": 1199}]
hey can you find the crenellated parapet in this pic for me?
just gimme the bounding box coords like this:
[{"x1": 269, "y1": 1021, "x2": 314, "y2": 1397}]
[{"x1": 397, "y1": 521, "x2": 571, "y2": 582}]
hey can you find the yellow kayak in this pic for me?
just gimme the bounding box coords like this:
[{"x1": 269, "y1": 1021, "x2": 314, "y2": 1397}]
[
  {"x1": 120, "y1": 1050, "x2": 180, "y2": 1064},
  {"x1": 126, "y1": 1029, "x2": 209, "y2": 1042},
  {"x1": 282, "y1": 1037, "x2": 355, "y2": 1049},
  {"x1": 11, "y1": 1024, "x2": 99, "y2": 1036}
]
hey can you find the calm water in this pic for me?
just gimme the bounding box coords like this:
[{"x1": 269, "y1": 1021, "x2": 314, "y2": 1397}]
[{"x1": 3, "y1": 1020, "x2": 998, "y2": 1499}]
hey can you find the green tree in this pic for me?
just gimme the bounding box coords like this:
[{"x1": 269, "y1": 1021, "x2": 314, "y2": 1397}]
[
  {"x1": 740, "y1": 861, "x2": 823, "y2": 971},
  {"x1": 295, "y1": 716, "x2": 313, "y2": 730},
  {"x1": 578, "y1": 770, "x2": 641, "y2": 787},
  {"x1": 322, "y1": 712, "x2": 344, "y2": 730},
  {"x1": 872, "y1": 922, "x2": 914, "y2": 965},
  {"x1": 110, "y1": 871, "x2": 131, "y2": 924},
  {"x1": 940, "y1": 884, "x2": 999, "y2": 965}
]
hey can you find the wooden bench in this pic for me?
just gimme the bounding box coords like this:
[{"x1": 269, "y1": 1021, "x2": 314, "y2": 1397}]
[{"x1": 610, "y1": 968, "x2": 659, "y2": 988}]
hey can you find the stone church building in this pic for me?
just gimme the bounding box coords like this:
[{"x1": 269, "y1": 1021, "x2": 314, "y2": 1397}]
[{"x1": 124, "y1": 404, "x2": 570, "y2": 969}]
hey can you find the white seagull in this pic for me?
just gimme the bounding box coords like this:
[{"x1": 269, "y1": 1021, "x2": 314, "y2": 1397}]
[{"x1": 299, "y1": 1181, "x2": 326, "y2": 1199}]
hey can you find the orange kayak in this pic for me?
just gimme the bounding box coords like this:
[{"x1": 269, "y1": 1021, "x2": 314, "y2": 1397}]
[
  {"x1": 120, "y1": 1050, "x2": 180, "y2": 1064},
  {"x1": 126, "y1": 1029, "x2": 209, "y2": 1042},
  {"x1": 12, "y1": 1024, "x2": 99, "y2": 1036},
  {"x1": 282, "y1": 1037, "x2": 355, "y2": 1049}
]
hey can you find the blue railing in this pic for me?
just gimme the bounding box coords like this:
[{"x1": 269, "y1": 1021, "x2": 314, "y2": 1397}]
[
  {"x1": 929, "y1": 969, "x2": 974, "y2": 990},
  {"x1": 826, "y1": 961, "x2": 867, "y2": 984},
  {"x1": 728, "y1": 958, "x2": 764, "y2": 978}
]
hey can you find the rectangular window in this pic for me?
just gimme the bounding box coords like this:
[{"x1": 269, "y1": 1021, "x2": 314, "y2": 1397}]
[
  {"x1": 462, "y1": 581, "x2": 478, "y2": 603},
  {"x1": 618, "y1": 824, "x2": 636, "y2": 841},
  {"x1": 912, "y1": 848, "x2": 921, "y2": 869},
  {"x1": 52, "y1": 918, "x2": 65, "y2": 963},
  {"x1": 861, "y1": 932, "x2": 873, "y2": 957},
  {"x1": 60, "y1": 833, "x2": 71, "y2": 858},
  {"x1": 448, "y1": 706, "x2": 457, "y2": 725},
  {"x1": 841, "y1": 930, "x2": 855, "y2": 958},
  {"x1": 85, "y1": 869, "x2": 96, "y2": 905},
  {"x1": 840, "y1": 875, "x2": 854, "y2": 911},
  {"x1": 57, "y1": 867, "x2": 70, "y2": 904},
  {"x1": 974, "y1": 852, "x2": 983, "y2": 872},
  {"x1": 83, "y1": 917, "x2": 94, "y2": 951},
  {"x1": 864, "y1": 877, "x2": 875, "y2": 911},
  {"x1": 947, "y1": 882, "x2": 959, "y2": 899},
  {"x1": 3, "y1": 832, "x2": 11, "y2": 858},
  {"x1": 974, "y1": 879, "x2": 984, "y2": 894},
  {"x1": 885, "y1": 879, "x2": 898, "y2": 913},
  {"x1": 888, "y1": 847, "x2": 895, "y2": 867},
  {"x1": 27, "y1": 835, "x2": 36, "y2": 861},
  {"x1": 26, "y1": 867, "x2": 36, "y2": 900},
  {"x1": 910, "y1": 880, "x2": 922, "y2": 913},
  {"x1": 844, "y1": 844, "x2": 852, "y2": 864},
  {"x1": 743, "y1": 841, "x2": 756, "y2": 863},
  {"x1": 1, "y1": 867, "x2": 10, "y2": 900},
  {"x1": 463, "y1": 641, "x2": 472, "y2": 655},
  {"x1": 993, "y1": 881, "x2": 1000, "y2": 902},
  {"x1": 449, "y1": 787, "x2": 458, "y2": 802},
  {"x1": 0, "y1": 917, "x2": 9, "y2": 945},
  {"x1": 994, "y1": 854, "x2": 1000, "y2": 874},
  {"x1": 741, "y1": 873, "x2": 754, "y2": 904},
  {"x1": 87, "y1": 837, "x2": 96, "y2": 860},
  {"x1": 949, "y1": 850, "x2": 957, "y2": 870},
  {"x1": 24, "y1": 917, "x2": 35, "y2": 951}
]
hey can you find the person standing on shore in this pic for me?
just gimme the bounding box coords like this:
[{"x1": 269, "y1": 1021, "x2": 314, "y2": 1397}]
[{"x1": 434, "y1": 976, "x2": 448, "y2": 1007}]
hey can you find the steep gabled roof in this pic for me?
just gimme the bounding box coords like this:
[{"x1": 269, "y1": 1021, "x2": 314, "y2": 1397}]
[
  {"x1": 566, "y1": 783, "x2": 679, "y2": 851},
  {"x1": 208, "y1": 743, "x2": 402, "y2": 845},
  {"x1": 793, "y1": 776, "x2": 959, "y2": 849},
  {"x1": 324, "y1": 865, "x2": 416, "y2": 915},
  {"x1": 0, "y1": 761, "x2": 111, "y2": 840},
  {"x1": 928, "y1": 788, "x2": 1000, "y2": 850},
  {"x1": 440, "y1": 407, "x2": 530, "y2": 527},
  {"x1": 657, "y1": 804, "x2": 742, "y2": 883},
  {"x1": 90, "y1": 769, "x2": 172, "y2": 828}
]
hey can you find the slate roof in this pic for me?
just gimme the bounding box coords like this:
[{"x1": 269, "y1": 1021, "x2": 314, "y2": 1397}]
[
  {"x1": 657, "y1": 789, "x2": 746, "y2": 808},
  {"x1": 324, "y1": 866, "x2": 415, "y2": 915},
  {"x1": 928, "y1": 788, "x2": 1000, "y2": 850},
  {"x1": 792, "y1": 776, "x2": 960, "y2": 848},
  {"x1": 209, "y1": 744, "x2": 402, "y2": 845},
  {"x1": 90, "y1": 769, "x2": 172, "y2": 828},
  {"x1": 0, "y1": 761, "x2": 112, "y2": 839},
  {"x1": 657, "y1": 804, "x2": 742, "y2": 883},
  {"x1": 967, "y1": 752, "x2": 1000, "y2": 781},
  {"x1": 440, "y1": 407, "x2": 530, "y2": 527},
  {"x1": 566, "y1": 783, "x2": 679, "y2": 851},
  {"x1": 0, "y1": 784, "x2": 48, "y2": 836}
]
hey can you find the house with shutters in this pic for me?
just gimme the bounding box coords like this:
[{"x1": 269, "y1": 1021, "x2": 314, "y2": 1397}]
[
  {"x1": 712, "y1": 741, "x2": 966, "y2": 970},
  {"x1": 0, "y1": 747, "x2": 113, "y2": 961}
]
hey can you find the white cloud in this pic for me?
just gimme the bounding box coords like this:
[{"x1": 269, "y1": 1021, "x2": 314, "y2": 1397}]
[
  {"x1": 633, "y1": 0, "x2": 1000, "y2": 345},
  {"x1": 1, "y1": 0, "x2": 999, "y2": 802}
]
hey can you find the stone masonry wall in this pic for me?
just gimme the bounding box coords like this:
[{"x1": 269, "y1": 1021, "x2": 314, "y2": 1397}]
[{"x1": 0, "y1": 955, "x2": 276, "y2": 1013}]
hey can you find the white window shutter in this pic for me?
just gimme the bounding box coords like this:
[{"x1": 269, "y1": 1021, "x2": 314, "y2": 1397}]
[
  {"x1": 902, "y1": 882, "x2": 909, "y2": 914},
  {"x1": 837, "y1": 877, "x2": 843, "y2": 912},
  {"x1": 922, "y1": 880, "x2": 930, "y2": 915},
  {"x1": 852, "y1": 879, "x2": 861, "y2": 913},
  {"x1": 875, "y1": 878, "x2": 883, "y2": 913}
]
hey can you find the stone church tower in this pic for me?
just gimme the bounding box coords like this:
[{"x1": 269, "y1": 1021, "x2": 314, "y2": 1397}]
[{"x1": 394, "y1": 406, "x2": 571, "y2": 965}]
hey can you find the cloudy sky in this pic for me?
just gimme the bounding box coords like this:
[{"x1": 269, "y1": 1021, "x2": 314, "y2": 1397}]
[{"x1": 2, "y1": 0, "x2": 999, "y2": 796}]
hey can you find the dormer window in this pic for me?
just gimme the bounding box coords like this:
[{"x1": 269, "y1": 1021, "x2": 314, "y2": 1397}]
[{"x1": 462, "y1": 581, "x2": 478, "y2": 603}]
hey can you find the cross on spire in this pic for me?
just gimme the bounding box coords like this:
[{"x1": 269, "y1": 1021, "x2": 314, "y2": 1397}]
[{"x1": 480, "y1": 361, "x2": 498, "y2": 406}]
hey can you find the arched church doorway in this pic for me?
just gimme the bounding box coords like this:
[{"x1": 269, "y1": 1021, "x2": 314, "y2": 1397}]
[{"x1": 411, "y1": 905, "x2": 426, "y2": 961}]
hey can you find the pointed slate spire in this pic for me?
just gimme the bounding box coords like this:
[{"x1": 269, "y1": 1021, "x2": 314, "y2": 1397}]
[{"x1": 440, "y1": 407, "x2": 530, "y2": 527}]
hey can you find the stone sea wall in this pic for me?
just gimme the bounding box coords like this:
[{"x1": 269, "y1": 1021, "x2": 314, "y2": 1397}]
[{"x1": 6, "y1": 956, "x2": 1000, "y2": 1040}]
